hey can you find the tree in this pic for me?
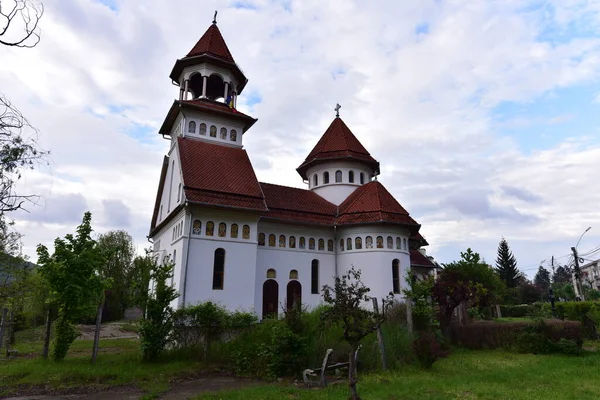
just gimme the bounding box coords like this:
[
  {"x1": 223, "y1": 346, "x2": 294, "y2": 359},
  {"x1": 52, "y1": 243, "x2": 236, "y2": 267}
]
[
  {"x1": 96, "y1": 230, "x2": 136, "y2": 321},
  {"x1": 433, "y1": 248, "x2": 505, "y2": 337},
  {"x1": 138, "y1": 256, "x2": 178, "y2": 361},
  {"x1": 553, "y1": 266, "x2": 572, "y2": 284},
  {"x1": 321, "y1": 267, "x2": 392, "y2": 400},
  {"x1": 36, "y1": 212, "x2": 105, "y2": 361},
  {"x1": 553, "y1": 282, "x2": 575, "y2": 301},
  {"x1": 495, "y1": 238, "x2": 522, "y2": 288},
  {"x1": 130, "y1": 249, "x2": 154, "y2": 317},
  {"x1": 0, "y1": 0, "x2": 43, "y2": 47},
  {"x1": 534, "y1": 266, "x2": 551, "y2": 298},
  {"x1": 516, "y1": 279, "x2": 542, "y2": 304}
]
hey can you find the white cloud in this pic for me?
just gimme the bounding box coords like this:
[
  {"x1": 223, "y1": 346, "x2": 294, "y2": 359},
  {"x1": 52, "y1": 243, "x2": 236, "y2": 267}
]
[{"x1": 1, "y1": 0, "x2": 600, "y2": 277}]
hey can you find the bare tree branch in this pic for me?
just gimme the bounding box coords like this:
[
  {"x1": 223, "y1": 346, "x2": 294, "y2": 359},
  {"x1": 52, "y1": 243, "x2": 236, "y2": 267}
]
[{"x1": 0, "y1": 0, "x2": 43, "y2": 47}]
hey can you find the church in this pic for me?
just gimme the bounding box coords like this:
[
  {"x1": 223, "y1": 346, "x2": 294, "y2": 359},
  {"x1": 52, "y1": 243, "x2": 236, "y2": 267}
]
[{"x1": 149, "y1": 18, "x2": 437, "y2": 318}]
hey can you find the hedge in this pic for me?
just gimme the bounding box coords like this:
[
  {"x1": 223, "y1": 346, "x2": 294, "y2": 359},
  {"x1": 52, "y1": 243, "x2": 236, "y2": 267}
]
[
  {"x1": 450, "y1": 320, "x2": 582, "y2": 350},
  {"x1": 499, "y1": 303, "x2": 549, "y2": 318}
]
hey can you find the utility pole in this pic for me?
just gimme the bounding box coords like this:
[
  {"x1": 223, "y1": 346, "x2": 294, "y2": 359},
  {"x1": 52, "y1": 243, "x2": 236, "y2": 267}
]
[
  {"x1": 571, "y1": 247, "x2": 585, "y2": 301},
  {"x1": 549, "y1": 256, "x2": 557, "y2": 318}
]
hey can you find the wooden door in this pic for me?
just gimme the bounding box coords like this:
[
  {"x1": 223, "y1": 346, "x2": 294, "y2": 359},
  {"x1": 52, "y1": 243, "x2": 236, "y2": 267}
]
[{"x1": 262, "y1": 279, "x2": 279, "y2": 319}]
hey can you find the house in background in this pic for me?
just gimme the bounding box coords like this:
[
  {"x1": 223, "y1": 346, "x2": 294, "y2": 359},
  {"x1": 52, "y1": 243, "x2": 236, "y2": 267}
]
[
  {"x1": 581, "y1": 258, "x2": 600, "y2": 291},
  {"x1": 148, "y1": 19, "x2": 438, "y2": 317}
]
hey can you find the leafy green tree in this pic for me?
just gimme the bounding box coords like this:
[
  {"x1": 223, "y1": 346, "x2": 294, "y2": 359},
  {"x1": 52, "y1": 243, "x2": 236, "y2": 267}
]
[
  {"x1": 433, "y1": 248, "x2": 505, "y2": 336},
  {"x1": 553, "y1": 282, "x2": 575, "y2": 301},
  {"x1": 495, "y1": 238, "x2": 522, "y2": 288},
  {"x1": 96, "y1": 230, "x2": 135, "y2": 321},
  {"x1": 553, "y1": 266, "x2": 572, "y2": 284},
  {"x1": 534, "y1": 266, "x2": 551, "y2": 299},
  {"x1": 403, "y1": 274, "x2": 435, "y2": 331},
  {"x1": 130, "y1": 249, "x2": 154, "y2": 317},
  {"x1": 36, "y1": 212, "x2": 104, "y2": 361},
  {"x1": 138, "y1": 257, "x2": 178, "y2": 361},
  {"x1": 516, "y1": 279, "x2": 542, "y2": 304},
  {"x1": 321, "y1": 267, "x2": 392, "y2": 400}
]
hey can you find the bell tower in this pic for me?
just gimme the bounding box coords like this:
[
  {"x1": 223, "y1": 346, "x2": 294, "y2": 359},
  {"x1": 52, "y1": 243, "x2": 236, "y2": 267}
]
[{"x1": 158, "y1": 14, "x2": 257, "y2": 147}]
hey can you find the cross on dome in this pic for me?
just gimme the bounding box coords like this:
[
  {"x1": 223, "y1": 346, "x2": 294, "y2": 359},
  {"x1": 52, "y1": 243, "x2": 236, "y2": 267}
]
[
  {"x1": 213, "y1": 10, "x2": 217, "y2": 24},
  {"x1": 335, "y1": 103, "x2": 341, "y2": 118}
]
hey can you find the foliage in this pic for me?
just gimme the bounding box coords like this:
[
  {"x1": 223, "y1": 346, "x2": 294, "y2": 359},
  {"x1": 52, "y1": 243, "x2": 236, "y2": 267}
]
[
  {"x1": 515, "y1": 319, "x2": 582, "y2": 355},
  {"x1": 130, "y1": 249, "x2": 154, "y2": 316},
  {"x1": 36, "y1": 212, "x2": 104, "y2": 361},
  {"x1": 516, "y1": 279, "x2": 543, "y2": 304},
  {"x1": 553, "y1": 265, "x2": 572, "y2": 284},
  {"x1": 534, "y1": 266, "x2": 551, "y2": 296},
  {"x1": 96, "y1": 230, "x2": 136, "y2": 321},
  {"x1": 412, "y1": 331, "x2": 448, "y2": 369},
  {"x1": 433, "y1": 248, "x2": 505, "y2": 335},
  {"x1": 495, "y1": 238, "x2": 522, "y2": 289},
  {"x1": 553, "y1": 282, "x2": 575, "y2": 301},
  {"x1": 403, "y1": 275, "x2": 435, "y2": 331},
  {"x1": 138, "y1": 258, "x2": 179, "y2": 361}
]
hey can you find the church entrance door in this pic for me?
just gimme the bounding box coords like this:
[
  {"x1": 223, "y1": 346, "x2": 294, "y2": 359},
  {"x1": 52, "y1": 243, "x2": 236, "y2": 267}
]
[
  {"x1": 286, "y1": 280, "x2": 302, "y2": 310},
  {"x1": 262, "y1": 279, "x2": 279, "y2": 319}
]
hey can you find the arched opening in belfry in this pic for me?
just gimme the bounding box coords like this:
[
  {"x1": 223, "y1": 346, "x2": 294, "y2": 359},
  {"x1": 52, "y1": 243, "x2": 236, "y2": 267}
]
[
  {"x1": 189, "y1": 73, "x2": 204, "y2": 99},
  {"x1": 206, "y1": 74, "x2": 225, "y2": 100}
]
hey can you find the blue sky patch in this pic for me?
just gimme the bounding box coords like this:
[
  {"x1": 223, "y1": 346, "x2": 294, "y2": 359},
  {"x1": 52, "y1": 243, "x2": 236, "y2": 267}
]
[{"x1": 95, "y1": 0, "x2": 118, "y2": 11}]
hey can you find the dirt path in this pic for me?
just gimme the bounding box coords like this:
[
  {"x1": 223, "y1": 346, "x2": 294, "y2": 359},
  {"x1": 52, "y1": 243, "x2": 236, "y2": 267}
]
[{"x1": 4, "y1": 377, "x2": 262, "y2": 400}]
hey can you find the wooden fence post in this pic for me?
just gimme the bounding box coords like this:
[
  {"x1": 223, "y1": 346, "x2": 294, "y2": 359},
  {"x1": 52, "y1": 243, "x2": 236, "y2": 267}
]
[
  {"x1": 371, "y1": 298, "x2": 387, "y2": 370},
  {"x1": 0, "y1": 308, "x2": 7, "y2": 356},
  {"x1": 42, "y1": 308, "x2": 52, "y2": 359},
  {"x1": 5, "y1": 311, "x2": 14, "y2": 358},
  {"x1": 406, "y1": 300, "x2": 414, "y2": 333},
  {"x1": 91, "y1": 297, "x2": 105, "y2": 364}
]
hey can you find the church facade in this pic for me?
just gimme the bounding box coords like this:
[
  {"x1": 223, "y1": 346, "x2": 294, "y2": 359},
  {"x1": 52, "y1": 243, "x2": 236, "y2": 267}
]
[{"x1": 149, "y1": 20, "x2": 437, "y2": 318}]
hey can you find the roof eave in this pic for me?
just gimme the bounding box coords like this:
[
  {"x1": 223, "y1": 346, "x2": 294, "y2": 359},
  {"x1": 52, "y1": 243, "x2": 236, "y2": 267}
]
[
  {"x1": 169, "y1": 54, "x2": 248, "y2": 93},
  {"x1": 296, "y1": 156, "x2": 379, "y2": 180}
]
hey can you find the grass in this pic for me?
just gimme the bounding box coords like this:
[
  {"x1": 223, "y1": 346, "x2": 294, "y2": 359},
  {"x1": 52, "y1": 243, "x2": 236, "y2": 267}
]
[
  {"x1": 0, "y1": 331, "x2": 209, "y2": 398},
  {"x1": 195, "y1": 348, "x2": 600, "y2": 400}
]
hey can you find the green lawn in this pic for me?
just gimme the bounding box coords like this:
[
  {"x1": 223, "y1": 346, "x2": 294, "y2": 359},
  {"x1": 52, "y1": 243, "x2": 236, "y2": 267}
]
[
  {"x1": 0, "y1": 336, "x2": 208, "y2": 398},
  {"x1": 196, "y1": 349, "x2": 600, "y2": 400}
]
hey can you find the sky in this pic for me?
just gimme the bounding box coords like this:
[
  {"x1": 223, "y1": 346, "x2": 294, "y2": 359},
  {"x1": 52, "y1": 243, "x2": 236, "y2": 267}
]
[{"x1": 2, "y1": 0, "x2": 600, "y2": 279}]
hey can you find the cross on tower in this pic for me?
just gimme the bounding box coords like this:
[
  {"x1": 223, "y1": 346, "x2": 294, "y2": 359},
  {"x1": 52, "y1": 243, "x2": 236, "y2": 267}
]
[
  {"x1": 213, "y1": 10, "x2": 218, "y2": 24},
  {"x1": 335, "y1": 103, "x2": 341, "y2": 118}
]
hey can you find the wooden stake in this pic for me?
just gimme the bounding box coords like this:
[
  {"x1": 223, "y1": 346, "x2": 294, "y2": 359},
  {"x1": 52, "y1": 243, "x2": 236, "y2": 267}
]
[
  {"x1": 371, "y1": 298, "x2": 387, "y2": 370},
  {"x1": 91, "y1": 298, "x2": 104, "y2": 364},
  {"x1": 0, "y1": 308, "x2": 7, "y2": 356},
  {"x1": 42, "y1": 308, "x2": 52, "y2": 359}
]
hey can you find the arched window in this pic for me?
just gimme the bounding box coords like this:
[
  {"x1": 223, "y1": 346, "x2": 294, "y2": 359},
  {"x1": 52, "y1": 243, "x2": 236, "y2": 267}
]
[
  {"x1": 218, "y1": 222, "x2": 227, "y2": 237},
  {"x1": 309, "y1": 238, "x2": 316, "y2": 250},
  {"x1": 328, "y1": 240, "x2": 334, "y2": 252},
  {"x1": 377, "y1": 236, "x2": 384, "y2": 249},
  {"x1": 392, "y1": 259, "x2": 400, "y2": 294},
  {"x1": 396, "y1": 237, "x2": 401, "y2": 249},
  {"x1": 206, "y1": 221, "x2": 214, "y2": 236},
  {"x1": 243, "y1": 225, "x2": 250, "y2": 239},
  {"x1": 177, "y1": 183, "x2": 183, "y2": 203},
  {"x1": 355, "y1": 237, "x2": 362, "y2": 250},
  {"x1": 347, "y1": 238, "x2": 353, "y2": 250},
  {"x1": 299, "y1": 237, "x2": 306, "y2": 249},
  {"x1": 313, "y1": 174, "x2": 318, "y2": 187},
  {"x1": 318, "y1": 239, "x2": 325, "y2": 251},
  {"x1": 360, "y1": 173, "x2": 365, "y2": 184},
  {"x1": 231, "y1": 224, "x2": 239, "y2": 238},
  {"x1": 230, "y1": 129, "x2": 237, "y2": 141},
  {"x1": 192, "y1": 220, "x2": 201, "y2": 235},
  {"x1": 289, "y1": 236, "x2": 296, "y2": 248},
  {"x1": 199, "y1": 123, "x2": 207, "y2": 135},
  {"x1": 387, "y1": 236, "x2": 393, "y2": 249},
  {"x1": 220, "y1": 127, "x2": 227, "y2": 139},
  {"x1": 289, "y1": 269, "x2": 298, "y2": 280},
  {"x1": 365, "y1": 236, "x2": 373, "y2": 249},
  {"x1": 173, "y1": 249, "x2": 177, "y2": 264},
  {"x1": 188, "y1": 121, "x2": 196, "y2": 133},
  {"x1": 340, "y1": 239, "x2": 344, "y2": 251},
  {"x1": 210, "y1": 125, "x2": 217, "y2": 137},
  {"x1": 212, "y1": 248, "x2": 225, "y2": 290},
  {"x1": 267, "y1": 268, "x2": 276, "y2": 279},
  {"x1": 323, "y1": 171, "x2": 330, "y2": 184},
  {"x1": 404, "y1": 238, "x2": 408, "y2": 250},
  {"x1": 279, "y1": 235, "x2": 286, "y2": 247},
  {"x1": 258, "y1": 233, "x2": 265, "y2": 246},
  {"x1": 349, "y1": 170, "x2": 354, "y2": 183},
  {"x1": 311, "y1": 260, "x2": 319, "y2": 294},
  {"x1": 268, "y1": 234, "x2": 276, "y2": 247},
  {"x1": 335, "y1": 170, "x2": 342, "y2": 183}
]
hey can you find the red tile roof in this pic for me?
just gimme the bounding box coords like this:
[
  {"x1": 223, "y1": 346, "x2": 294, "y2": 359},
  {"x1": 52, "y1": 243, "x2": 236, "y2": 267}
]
[
  {"x1": 410, "y1": 250, "x2": 436, "y2": 268},
  {"x1": 260, "y1": 182, "x2": 337, "y2": 225},
  {"x1": 410, "y1": 232, "x2": 429, "y2": 247},
  {"x1": 297, "y1": 118, "x2": 379, "y2": 179},
  {"x1": 178, "y1": 137, "x2": 267, "y2": 211},
  {"x1": 159, "y1": 99, "x2": 257, "y2": 135},
  {"x1": 186, "y1": 23, "x2": 235, "y2": 63},
  {"x1": 337, "y1": 181, "x2": 419, "y2": 231}
]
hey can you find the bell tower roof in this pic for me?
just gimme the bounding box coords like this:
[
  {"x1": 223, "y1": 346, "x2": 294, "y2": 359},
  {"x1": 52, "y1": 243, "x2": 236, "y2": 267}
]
[
  {"x1": 297, "y1": 116, "x2": 379, "y2": 180},
  {"x1": 169, "y1": 19, "x2": 248, "y2": 94}
]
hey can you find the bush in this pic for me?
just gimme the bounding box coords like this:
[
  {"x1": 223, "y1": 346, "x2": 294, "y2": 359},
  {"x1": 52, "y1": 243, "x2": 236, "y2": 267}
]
[
  {"x1": 412, "y1": 331, "x2": 448, "y2": 369},
  {"x1": 555, "y1": 301, "x2": 600, "y2": 338},
  {"x1": 516, "y1": 319, "x2": 583, "y2": 355},
  {"x1": 451, "y1": 319, "x2": 582, "y2": 351}
]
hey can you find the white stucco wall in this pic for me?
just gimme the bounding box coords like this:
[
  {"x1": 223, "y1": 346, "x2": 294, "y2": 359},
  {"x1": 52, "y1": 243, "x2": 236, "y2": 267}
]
[
  {"x1": 181, "y1": 111, "x2": 245, "y2": 147},
  {"x1": 306, "y1": 161, "x2": 373, "y2": 205},
  {"x1": 156, "y1": 143, "x2": 184, "y2": 226}
]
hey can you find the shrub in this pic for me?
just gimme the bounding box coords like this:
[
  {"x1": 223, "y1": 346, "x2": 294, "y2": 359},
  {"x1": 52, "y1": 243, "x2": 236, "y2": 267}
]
[
  {"x1": 412, "y1": 331, "x2": 448, "y2": 369},
  {"x1": 515, "y1": 319, "x2": 583, "y2": 355},
  {"x1": 451, "y1": 320, "x2": 582, "y2": 353},
  {"x1": 555, "y1": 301, "x2": 600, "y2": 338}
]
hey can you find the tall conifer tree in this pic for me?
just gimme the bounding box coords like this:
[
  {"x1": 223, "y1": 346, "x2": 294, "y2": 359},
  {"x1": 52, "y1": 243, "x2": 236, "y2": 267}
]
[{"x1": 495, "y1": 238, "x2": 521, "y2": 288}]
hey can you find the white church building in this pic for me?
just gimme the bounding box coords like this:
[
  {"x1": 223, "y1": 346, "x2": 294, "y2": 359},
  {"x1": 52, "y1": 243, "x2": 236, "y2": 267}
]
[{"x1": 149, "y1": 19, "x2": 437, "y2": 318}]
